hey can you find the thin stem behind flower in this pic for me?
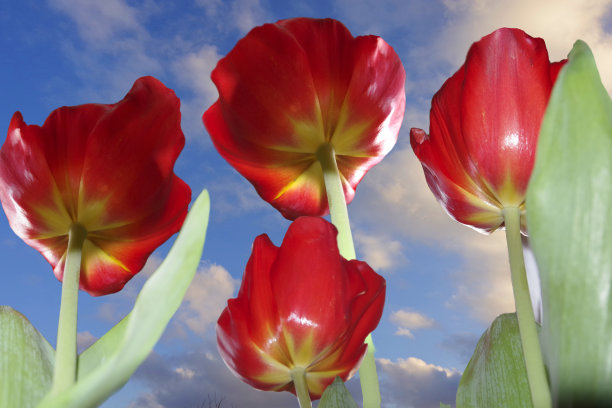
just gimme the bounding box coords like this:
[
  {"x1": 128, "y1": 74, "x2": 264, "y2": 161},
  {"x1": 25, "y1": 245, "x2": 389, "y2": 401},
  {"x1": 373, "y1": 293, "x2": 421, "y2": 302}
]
[
  {"x1": 317, "y1": 142, "x2": 381, "y2": 408},
  {"x1": 504, "y1": 207, "x2": 551, "y2": 408},
  {"x1": 50, "y1": 223, "x2": 87, "y2": 395},
  {"x1": 291, "y1": 367, "x2": 312, "y2": 408}
]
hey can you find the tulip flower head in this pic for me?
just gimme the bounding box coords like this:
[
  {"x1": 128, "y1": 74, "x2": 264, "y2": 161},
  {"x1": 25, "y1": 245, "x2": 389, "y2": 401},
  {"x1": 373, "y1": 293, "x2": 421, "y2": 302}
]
[
  {"x1": 0, "y1": 76, "x2": 191, "y2": 296},
  {"x1": 410, "y1": 28, "x2": 566, "y2": 233},
  {"x1": 204, "y1": 17, "x2": 405, "y2": 220},
  {"x1": 216, "y1": 217, "x2": 386, "y2": 399}
]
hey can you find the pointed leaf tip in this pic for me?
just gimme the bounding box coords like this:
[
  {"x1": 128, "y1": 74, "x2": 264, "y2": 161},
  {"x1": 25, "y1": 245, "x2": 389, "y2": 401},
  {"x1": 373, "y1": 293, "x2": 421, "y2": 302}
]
[{"x1": 318, "y1": 377, "x2": 359, "y2": 408}]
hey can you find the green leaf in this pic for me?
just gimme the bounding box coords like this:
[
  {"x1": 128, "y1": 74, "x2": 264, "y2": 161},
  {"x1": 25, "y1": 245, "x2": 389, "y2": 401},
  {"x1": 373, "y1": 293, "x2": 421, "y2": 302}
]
[
  {"x1": 0, "y1": 306, "x2": 54, "y2": 408},
  {"x1": 318, "y1": 377, "x2": 359, "y2": 408},
  {"x1": 37, "y1": 189, "x2": 211, "y2": 408},
  {"x1": 440, "y1": 404, "x2": 452, "y2": 408},
  {"x1": 526, "y1": 40, "x2": 612, "y2": 406},
  {"x1": 456, "y1": 313, "x2": 532, "y2": 408}
]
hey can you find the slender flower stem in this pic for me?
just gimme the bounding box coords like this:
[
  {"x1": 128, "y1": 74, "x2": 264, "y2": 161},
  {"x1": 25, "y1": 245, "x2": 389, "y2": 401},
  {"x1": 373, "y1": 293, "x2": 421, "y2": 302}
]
[
  {"x1": 317, "y1": 142, "x2": 381, "y2": 408},
  {"x1": 291, "y1": 367, "x2": 312, "y2": 408},
  {"x1": 50, "y1": 223, "x2": 87, "y2": 395},
  {"x1": 503, "y1": 207, "x2": 551, "y2": 408},
  {"x1": 316, "y1": 143, "x2": 356, "y2": 260}
]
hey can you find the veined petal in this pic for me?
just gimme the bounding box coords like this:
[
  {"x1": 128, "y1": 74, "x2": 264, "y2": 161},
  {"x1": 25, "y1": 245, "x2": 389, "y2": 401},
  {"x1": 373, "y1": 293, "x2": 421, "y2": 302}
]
[
  {"x1": 271, "y1": 218, "x2": 360, "y2": 353},
  {"x1": 0, "y1": 76, "x2": 191, "y2": 296},
  {"x1": 411, "y1": 28, "x2": 566, "y2": 233},
  {"x1": 216, "y1": 217, "x2": 386, "y2": 399},
  {"x1": 460, "y1": 28, "x2": 555, "y2": 200},
  {"x1": 204, "y1": 17, "x2": 405, "y2": 219}
]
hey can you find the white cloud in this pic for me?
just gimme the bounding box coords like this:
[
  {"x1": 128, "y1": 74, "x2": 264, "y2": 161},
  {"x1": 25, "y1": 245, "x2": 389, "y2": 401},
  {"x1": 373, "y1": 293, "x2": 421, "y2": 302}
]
[
  {"x1": 49, "y1": 0, "x2": 144, "y2": 43},
  {"x1": 129, "y1": 345, "x2": 299, "y2": 408},
  {"x1": 172, "y1": 45, "x2": 220, "y2": 106},
  {"x1": 433, "y1": 0, "x2": 612, "y2": 90},
  {"x1": 390, "y1": 309, "x2": 436, "y2": 338},
  {"x1": 206, "y1": 175, "x2": 271, "y2": 218},
  {"x1": 49, "y1": 0, "x2": 162, "y2": 102},
  {"x1": 193, "y1": 0, "x2": 269, "y2": 35},
  {"x1": 355, "y1": 233, "x2": 405, "y2": 272},
  {"x1": 378, "y1": 357, "x2": 461, "y2": 408},
  {"x1": 354, "y1": 145, "x2": 515, "y2": 323},
  {"x1": 129, "y1": 346, "x2": 462, "y2": 408},
  {"x1": 172, "y1": 44, "x2": 222, "y2": 140},
  {"x1": 77, "y1": 331, "x2": 97, "y2": 353},
  {"x1": 333, "y1": 0, "x2": 440, "y2": 37},
  {"x1": 174, "y1": 366, "x2": 196, "y2": 380},
  {"x1": 195, "y1": 0, "x2": 223, "y2": 17},
  {"x1": 230, "y1": 0, "x2": 268, "y2": 34},
  {"x1": 172, "y1": 263, "x2": 239, "y2": 338}
]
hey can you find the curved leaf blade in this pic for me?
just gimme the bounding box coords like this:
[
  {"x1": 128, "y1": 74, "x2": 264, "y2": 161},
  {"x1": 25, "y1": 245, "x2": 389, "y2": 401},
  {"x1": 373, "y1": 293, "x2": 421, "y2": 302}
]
[
  {"x1": 456, "y1": 313, "x2": 532, "y2": 408},
  {"x1": 0, "y1": 306, "x2": 54, "y2": 408},
  {"x1": 526, "y1": 40, "x2": 612, "y2": 406},
  {"x1": 38, "y1": 189, "x2": 210, "y2": 408}
]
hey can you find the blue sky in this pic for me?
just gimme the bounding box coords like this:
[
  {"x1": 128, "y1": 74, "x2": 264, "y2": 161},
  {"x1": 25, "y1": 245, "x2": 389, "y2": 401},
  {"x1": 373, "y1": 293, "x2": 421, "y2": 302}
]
[{"x1": 2, "y1": 1, "x2": 612, "y2": 407}]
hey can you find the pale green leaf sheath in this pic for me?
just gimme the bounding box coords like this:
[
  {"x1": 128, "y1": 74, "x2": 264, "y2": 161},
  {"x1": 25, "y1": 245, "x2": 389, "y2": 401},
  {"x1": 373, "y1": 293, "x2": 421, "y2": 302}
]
[
  {"x1": 0, "y1": 306, "x2": 55, "y2": 408},
  {"x1": 527, "y1": 40, "x2": 612, "y2": 406}
]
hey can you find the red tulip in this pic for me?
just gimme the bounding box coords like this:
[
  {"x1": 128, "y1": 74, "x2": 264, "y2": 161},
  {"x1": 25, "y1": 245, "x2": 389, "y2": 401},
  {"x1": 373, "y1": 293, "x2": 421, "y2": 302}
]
[
  {"x1": 0, "y1": 76, "x2": 191, "y2": 296},
  {"x1": 216, "y1": 216, "x2": 385, "y2": 399},
  {"x1": 203, "y1": 17, "x2": 405, "y2": 220},
  {"x1": 410, "y1": 28, "x2": 566, "y2": 233}
]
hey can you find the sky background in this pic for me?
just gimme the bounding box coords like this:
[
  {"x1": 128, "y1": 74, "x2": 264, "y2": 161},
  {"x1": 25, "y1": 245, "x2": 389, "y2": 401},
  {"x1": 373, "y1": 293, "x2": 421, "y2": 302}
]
[{"x1": 1, "y1": 1, "x2": 612, "y2": 407}]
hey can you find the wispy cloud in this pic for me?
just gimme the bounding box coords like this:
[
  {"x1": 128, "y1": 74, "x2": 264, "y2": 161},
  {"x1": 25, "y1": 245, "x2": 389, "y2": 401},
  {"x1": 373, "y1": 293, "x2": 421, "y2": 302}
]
[
  {"x1": 194, "y1": 0, "x2": 270, "y2": 35},
  {"x1": 170, "y1": 263, "x2": 238, "y2": 339},
  {"x1": 229, "y1": 0, "x2": 268, "y2": 34},
  {"x1": 353, "y1": 145, "x2": 515, "y2": 323},
  {"x1": 355, "y1": 232, "x2": 405, "y2": 272},
  {"x1": 378, "y1": 357, "x2": 461, "y2": 408},
  {"x1": 128, "y1": 343, "x2": 299, "y2": 408},
  {"x1": 390, "y1": 309, "x2": 436, "y2": 338},
  {"x1": 172, "y1": 44, "x2": 221, "y2": 141},
  {"x1": 49, "y1": 0, "x2": 145, "y2": 43},
  {"x1": 77, "y1": 331, "x2": 97, "y2": 353},
  {"x1": 433, "y1": 0, "x2": 612, "y2": 89}
]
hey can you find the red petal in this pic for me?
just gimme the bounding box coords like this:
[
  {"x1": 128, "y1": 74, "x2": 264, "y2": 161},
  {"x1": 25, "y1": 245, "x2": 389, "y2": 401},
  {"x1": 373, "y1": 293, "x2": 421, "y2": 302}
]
[
  {"x1": 0, "y1": 76, "x2": 191, "y2": 296},
  {"x1": 216, "y1": 217, "x2": 386, "y2": 399},
  {"x1": 460, "y1": 28, "x2": 555, "y2": 201},
  {"x1": 411, "y1": 28, "x2": 566, "y2": 233},
  {"x1": 271, "y1": 218, "x2": 358, "y2": 351},
  {"x1": 204, "y1": 17, "x2": 405, "y2": 219},
  {"x1": 217, "y1": 234, "x2": 292, "y2": 391}
]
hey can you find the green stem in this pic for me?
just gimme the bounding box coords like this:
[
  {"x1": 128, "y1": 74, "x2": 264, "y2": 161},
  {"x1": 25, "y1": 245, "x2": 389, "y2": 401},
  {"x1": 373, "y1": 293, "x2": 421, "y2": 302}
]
[
  {"x1": 291, "y1": 367, "x2": 312, "y2": 408},
  {"x1": 503, "y1": 207, "x2": 551, "y2": 408},
  {"x1": 50, "y1": 223, "x2": 87, "y2": 395},
  {"x1": 316, "y1": 143, "x2": 356, "y2": 260},
  {"x1": 316, "y1": 143, "x2": 380, "y2": 408}
]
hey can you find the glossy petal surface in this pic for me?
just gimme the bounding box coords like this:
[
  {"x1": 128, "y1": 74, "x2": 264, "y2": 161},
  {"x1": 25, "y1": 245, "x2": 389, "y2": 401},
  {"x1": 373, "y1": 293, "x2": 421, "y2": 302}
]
[
  {"x1": 0, "y1": 76, "x2": 191, "y2": 296},
  {"x1": 410, "y1": 28, "x2": 565, "y2": 233},
  {"x1": 204, "y1": 17, "x2": 405, "y2": 220},
  {"x1": 216, "y1": 217, "x2": 385, "y2": 399}
]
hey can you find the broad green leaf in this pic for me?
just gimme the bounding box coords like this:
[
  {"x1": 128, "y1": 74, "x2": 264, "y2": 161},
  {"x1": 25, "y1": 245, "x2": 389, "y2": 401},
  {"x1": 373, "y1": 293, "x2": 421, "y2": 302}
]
[
  {"x1": 440, "y1": 404, "x2": 452, "y2": 408},
  {"x1": 0, "y1": 306, "x2": 54, "y2": 408},
  {"x1": 456, "y1": 313, "x2": 531, "y2": 408},
  {"x1": 38, "y1": 189, "x2": 210, "y2": 408},
  {"x1": 526, "y1": 40, "x2": 612, "y2": 406},
  {"x1": 318, "y1": 377, "x2": 359, "y2": 408}
]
